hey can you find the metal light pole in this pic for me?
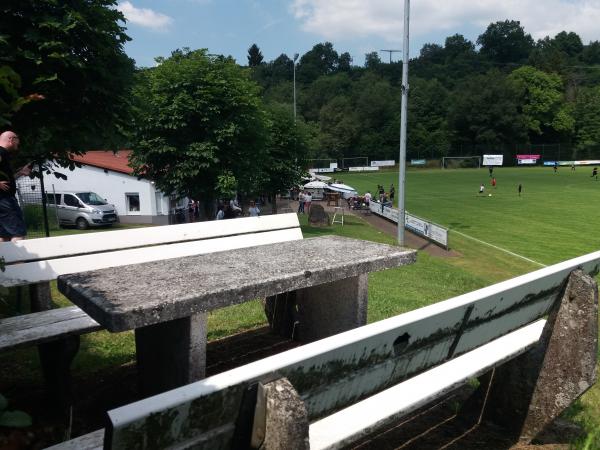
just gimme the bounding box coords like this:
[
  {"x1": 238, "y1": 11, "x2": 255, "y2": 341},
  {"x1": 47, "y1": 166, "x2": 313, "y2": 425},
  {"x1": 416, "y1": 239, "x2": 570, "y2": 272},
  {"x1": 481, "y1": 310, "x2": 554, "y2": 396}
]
[
  {"x1": 398, "y1": 0, "x2": 410, "y2": 246},
  {"x1": 293, "y1": 53, "x2": 299, "y2": 122}
]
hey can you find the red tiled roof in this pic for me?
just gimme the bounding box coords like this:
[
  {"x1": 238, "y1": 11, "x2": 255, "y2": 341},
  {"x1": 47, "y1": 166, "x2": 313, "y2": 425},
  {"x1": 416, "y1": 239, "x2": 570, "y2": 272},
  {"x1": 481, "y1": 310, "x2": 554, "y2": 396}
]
[{"x1": 69, "y1": 150, "x2": 134, "y2": 175}]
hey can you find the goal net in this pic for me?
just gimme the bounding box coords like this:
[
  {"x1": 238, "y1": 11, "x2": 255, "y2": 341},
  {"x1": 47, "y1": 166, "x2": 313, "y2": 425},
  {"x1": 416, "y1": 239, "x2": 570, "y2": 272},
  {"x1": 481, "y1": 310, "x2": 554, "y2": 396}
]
[
  {"x1": 342, "y1": 156, "x2": 369, "y2": 168},
  {"x1": 442, "y1": 156, "x2": 481, "y2": 169},
  {"x1": 307, "y1": 159, "x2": 337, "y2": 169}
]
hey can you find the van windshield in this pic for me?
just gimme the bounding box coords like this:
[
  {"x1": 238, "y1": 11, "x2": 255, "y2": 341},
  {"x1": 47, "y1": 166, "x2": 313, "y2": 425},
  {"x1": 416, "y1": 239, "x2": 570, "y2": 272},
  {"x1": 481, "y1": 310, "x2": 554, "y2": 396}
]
[{"x1": 76, "y1": 192, "x2": 107, "y2": 205}]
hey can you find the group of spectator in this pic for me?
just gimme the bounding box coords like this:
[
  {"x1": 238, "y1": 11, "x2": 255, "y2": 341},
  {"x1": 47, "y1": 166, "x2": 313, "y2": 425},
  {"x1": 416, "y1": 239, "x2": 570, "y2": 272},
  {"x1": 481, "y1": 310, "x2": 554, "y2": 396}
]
[
  {"x1": 297, "y1": 191, "x2": 313, "y2": 214},
  {"x1": 215, "y1": 198, "x2": 261, "y2": 220}
]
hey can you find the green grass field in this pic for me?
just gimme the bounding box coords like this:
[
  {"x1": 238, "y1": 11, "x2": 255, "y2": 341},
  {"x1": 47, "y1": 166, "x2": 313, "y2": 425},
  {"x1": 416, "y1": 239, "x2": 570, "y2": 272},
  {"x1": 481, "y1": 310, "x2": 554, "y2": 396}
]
[
  {"x1": 2, "y1": 166, "x2": 600, "y2": 447},
  {"x1": 341, "y1": 166, "x2": 600, "y2": 264}
]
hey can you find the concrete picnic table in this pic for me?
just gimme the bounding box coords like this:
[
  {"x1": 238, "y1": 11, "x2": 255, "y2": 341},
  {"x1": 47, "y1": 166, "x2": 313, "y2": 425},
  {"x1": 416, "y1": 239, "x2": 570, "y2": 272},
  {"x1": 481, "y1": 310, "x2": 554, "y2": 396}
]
[{"x1": 58, "y1": 235, "x2": 416, "y2": 396}]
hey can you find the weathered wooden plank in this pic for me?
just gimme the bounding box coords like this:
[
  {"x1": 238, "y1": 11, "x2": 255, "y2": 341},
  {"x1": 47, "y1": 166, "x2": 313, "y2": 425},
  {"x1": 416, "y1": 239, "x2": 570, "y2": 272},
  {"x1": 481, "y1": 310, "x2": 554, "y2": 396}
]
[
  {"x1": 1, "y1": 228, "x2": 303, "y2": 287},
  {"x1": 309, "y1": 320, "x2": 546, "y2": 450},
  {"x1": 0, "y1": 306, "x2": 101, "y2": 351},
  {"x1": 44, "y1": 428, "x2": 105, "y2": 450},
  {"x1": 104, "y1": 251, "x2": 600, "y2": 449},
  {"x1": 1, "y1": 213, "x2": 300, "y2": 264}
]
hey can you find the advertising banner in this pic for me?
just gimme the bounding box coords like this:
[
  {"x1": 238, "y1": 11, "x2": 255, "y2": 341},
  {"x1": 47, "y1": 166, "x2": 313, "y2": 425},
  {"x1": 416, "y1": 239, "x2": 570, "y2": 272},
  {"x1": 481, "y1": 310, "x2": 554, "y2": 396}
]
[
  {"x1": 309, "y1": 168, "x2": 335, "y2": 173},
  {"x1": 410, "y1": 159, "x2": 426, "y2": 166},
  {"x1": 369, "y1": 202, "x2": 449, "y2": 249},
  {"x1": 516, "y1": 154, "x2": 541, "y2": 160},
  {"x1": 518, "y1": 159, "x2": 537, "y2": 165},
  {"x1": 483, "y1": 154, "x2": 504, "y2": 166},
  {"x1": 349, "y1": 166, "x2": 379, "y2": 172},
  {"x1": 370, "y1": 160, "x2": 396, "y2": 167}
]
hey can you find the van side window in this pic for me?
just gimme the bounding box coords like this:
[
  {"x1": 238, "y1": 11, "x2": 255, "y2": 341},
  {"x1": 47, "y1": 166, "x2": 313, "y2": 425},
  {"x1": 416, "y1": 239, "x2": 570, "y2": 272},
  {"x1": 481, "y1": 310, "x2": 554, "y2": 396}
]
[
  {"x1": 45, "y1": 193, "x2": 56, "y2": 205},
  {"x1": 64, "y1": 194, "x2": 80, "y2": 207}
]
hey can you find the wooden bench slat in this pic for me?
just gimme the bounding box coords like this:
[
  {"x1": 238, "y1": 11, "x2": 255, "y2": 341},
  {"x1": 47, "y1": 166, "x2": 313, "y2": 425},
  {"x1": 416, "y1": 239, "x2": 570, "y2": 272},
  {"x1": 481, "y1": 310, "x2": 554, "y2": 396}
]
[
  {"x1": 1, "y1": 228, "x2": 303, "y2": 287},
  {"x1": 0, "y1": 306, "x2": 101, "y2": 351},
  {"x1": 44, "y1": 428, "x2": 104, "y2": 450},
  {"x1": 309, "y1": 320, "x2": 546, "y2": 450},
  {"x1": 1, "y1": 213, "x2": 300, "y2": 264}
]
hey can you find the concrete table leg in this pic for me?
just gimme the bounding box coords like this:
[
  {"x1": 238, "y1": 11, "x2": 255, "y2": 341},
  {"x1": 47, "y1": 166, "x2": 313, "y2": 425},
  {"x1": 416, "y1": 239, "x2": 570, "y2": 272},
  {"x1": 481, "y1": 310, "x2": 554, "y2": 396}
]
[
  {"x1": 461, "y1": 269, "x2": 598, "y2": 443},
  {"x1": 135, "y1": 312, "x2": 208, "y2": 397},
  {"x1": 250, "y1": 377, "x2": 309, "y2": 450},
  {"x1": 265, "y1": 274, "x2": 368, "y2": 342}
]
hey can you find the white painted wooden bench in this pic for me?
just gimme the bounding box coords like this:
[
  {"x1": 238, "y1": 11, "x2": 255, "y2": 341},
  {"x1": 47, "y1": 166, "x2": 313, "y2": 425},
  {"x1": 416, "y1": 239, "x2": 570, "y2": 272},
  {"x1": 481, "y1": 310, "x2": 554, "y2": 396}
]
[
  {"x1": 1, "y1": 214, "x2": 302, "y2": 405},
  {"x1": 46, "y1": 249, "x2": 599, "y2": 449}
]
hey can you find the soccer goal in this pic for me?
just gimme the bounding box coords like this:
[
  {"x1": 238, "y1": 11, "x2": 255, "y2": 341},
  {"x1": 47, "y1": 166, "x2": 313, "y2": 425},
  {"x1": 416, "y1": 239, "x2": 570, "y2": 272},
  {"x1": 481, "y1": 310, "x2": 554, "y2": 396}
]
[
  {"x1": 307, "y1": 158, "x2": 338, "y2": 173},
  {"x1": 441, "y1": 156, "x2": 481, "y2": 169},
  {"x1": 342, "y1": 156, "x2": 369, "y2": 169}
]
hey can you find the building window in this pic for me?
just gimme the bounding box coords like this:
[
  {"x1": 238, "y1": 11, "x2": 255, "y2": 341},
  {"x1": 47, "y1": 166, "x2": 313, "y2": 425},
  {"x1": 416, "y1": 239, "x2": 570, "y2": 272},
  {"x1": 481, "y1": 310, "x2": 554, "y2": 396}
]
[{"x1": 126, "y1": 193, "x2": 140, "y2": 214}]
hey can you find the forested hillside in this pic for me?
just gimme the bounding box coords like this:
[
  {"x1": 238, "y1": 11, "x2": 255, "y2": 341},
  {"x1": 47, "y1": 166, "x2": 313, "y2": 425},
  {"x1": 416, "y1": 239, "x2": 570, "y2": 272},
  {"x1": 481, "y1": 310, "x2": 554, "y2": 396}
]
[{"x1": 247, "y1": 20, "x2": 600, "y2": 163}]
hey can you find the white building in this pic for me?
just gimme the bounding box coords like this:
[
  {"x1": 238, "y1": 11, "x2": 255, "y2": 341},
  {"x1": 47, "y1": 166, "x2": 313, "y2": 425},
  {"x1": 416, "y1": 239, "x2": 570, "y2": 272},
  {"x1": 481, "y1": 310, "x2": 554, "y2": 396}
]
[{"x1": 17, "y1": 151, "x2": 180, "y2": 225}]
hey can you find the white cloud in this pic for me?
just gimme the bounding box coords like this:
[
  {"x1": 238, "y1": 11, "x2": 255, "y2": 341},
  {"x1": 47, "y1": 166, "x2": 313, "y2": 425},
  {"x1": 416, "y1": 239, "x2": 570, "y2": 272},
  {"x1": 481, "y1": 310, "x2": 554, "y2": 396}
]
[
  {"x1": 118, "y1": 2, "x2": 174, "y2": 31},
  {"x1": 291, "y1": 0, "x2": 600, "y2": 44}
]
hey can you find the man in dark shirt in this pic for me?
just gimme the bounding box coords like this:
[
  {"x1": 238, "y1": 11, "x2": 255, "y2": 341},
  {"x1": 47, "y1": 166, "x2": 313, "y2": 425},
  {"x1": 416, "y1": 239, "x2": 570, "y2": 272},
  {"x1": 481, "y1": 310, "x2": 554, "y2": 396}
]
[{"x1": 0, "y1": 130, "x2": 26, "y2": 241}]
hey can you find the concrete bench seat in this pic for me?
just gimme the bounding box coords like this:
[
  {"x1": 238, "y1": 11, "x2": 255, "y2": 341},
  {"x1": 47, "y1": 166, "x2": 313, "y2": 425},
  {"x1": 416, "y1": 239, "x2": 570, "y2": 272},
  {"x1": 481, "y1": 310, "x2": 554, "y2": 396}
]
[
  {"x1": 46, "y1": 249, "x2": 599, "y2": 449},
  {"x1": 1, "y1": 214, "x2": 303, "y2": 407}
]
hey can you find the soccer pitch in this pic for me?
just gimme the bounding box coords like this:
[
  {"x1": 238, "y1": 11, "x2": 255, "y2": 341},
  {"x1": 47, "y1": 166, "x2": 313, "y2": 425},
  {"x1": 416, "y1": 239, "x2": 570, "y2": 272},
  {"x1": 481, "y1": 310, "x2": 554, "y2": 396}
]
[{"x1": 340, "y1": 166, "x2": 600, "y2": 265}]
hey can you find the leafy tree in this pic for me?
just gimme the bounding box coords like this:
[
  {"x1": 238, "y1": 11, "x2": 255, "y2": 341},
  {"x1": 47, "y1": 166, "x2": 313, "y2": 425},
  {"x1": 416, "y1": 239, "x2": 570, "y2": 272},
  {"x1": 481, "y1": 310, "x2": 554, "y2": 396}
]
[
  {"x1": 297, "y1": 42, "x2": 339, "y2": 83},
  {"x1": 1, "y1": 0, "x2": 134, "y2": 168},
  {"x1": 408, "y1": 78, "x2": 451, "y2": 157},
  {"x1": 508, "y1": 66, "x2": 573, "y2": 135},
  {"x1": 251, "y1": 54, "x2": 293, "y2": 89},
  {"x1": 338, "y1": 52, "x2": 353, "y2": 72},
  {"x1": 318, "y1": 96, "x2": 360, "y2": 158},
  {"x1": 477, "y1": 20, "x2": 534, "y2": 64},
  {"x1": 353, "y1": 73, "x2": 399, "y2": 159},
  {"x1": 130, "y1": 49, "x2": 268, "y2": 212},
  {"x1": 448, "y1": 70, "x2": 528, "y2": 146},
  {"x1": 261, "y1": 103, "x2": 309, "y2": 211},
  {"x1": 299, "y1": 73, "x2": 352, "y2": 122},
  {"x1": 553, "y1": 31, "x2": 584, "y2": 57},
  {"x1": 573, "y1": 86, "x2": 600, "y2": 147},
  {"x1": 419, "y1": 44, "x2": 445, "y2": 64},
  {"x1": 581, "y1": 41, "x2": 600, "y2": 65},
  {"x1": 247, "y1": 43, "x2": 264, "y2": 67},
  {"x1": 444, "y1": 34, "x2": 475, "y2": 60},
  {"x1": 364, "y1": 52, "x2": 382, "y2": 70}
]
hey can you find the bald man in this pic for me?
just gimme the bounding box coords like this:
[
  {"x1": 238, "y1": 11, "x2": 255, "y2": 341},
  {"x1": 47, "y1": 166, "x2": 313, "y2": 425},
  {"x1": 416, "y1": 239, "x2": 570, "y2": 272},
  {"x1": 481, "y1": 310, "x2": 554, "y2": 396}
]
[{"x1": 0, "y1": 130, "x2": 26, "y2": 241}]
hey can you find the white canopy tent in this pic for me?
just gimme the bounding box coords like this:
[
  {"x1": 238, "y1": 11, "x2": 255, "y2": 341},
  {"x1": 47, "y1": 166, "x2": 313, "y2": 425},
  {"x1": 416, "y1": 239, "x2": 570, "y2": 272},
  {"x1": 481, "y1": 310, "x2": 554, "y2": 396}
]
[
  {"x1": 303, "y1": 181, "x2": 328, "y2": 200},
  {"x1": 326, "y1": 183, "x2": 358, "y2": 199}
]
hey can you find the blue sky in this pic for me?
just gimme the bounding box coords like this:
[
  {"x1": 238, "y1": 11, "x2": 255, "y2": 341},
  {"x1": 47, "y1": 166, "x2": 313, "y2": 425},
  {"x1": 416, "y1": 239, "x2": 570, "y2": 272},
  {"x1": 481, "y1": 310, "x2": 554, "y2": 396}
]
[{"x1": 118, "y1": 0, "x2": 600, "y2": 68}]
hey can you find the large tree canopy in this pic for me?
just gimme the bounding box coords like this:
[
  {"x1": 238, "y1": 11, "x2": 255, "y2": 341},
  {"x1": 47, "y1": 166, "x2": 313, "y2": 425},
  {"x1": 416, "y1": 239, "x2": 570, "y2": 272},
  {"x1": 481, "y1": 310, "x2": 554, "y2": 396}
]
[
  {"x1": 477, "y1": 20, "x2": 534, "y2": 64},
  {"x1": 130, "y1": 49, "x2": 269, "y2": 202},
  {"x1": 508, "y1": 66, "x2": 572, "y2": 135},
  {"x1": 1, "y1": 0, "x2": 135, "y2": 167}
]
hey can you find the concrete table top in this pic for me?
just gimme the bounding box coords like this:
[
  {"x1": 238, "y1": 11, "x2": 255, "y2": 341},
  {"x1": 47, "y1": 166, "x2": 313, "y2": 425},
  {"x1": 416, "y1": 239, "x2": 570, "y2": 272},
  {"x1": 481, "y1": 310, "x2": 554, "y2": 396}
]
[{"x1": 58, "y1": 235, "x2": 416, "y2": 332}]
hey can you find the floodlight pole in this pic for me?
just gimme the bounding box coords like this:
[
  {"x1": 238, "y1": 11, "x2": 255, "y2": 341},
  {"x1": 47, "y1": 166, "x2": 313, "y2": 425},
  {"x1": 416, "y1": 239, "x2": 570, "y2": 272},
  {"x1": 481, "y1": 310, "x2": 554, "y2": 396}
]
[
  {"x1": 398, "y1": 0, "x2": 410, "y2": 246},
  {"x1": 293, "y1": 53, "x2": 299, "y2": 122}
]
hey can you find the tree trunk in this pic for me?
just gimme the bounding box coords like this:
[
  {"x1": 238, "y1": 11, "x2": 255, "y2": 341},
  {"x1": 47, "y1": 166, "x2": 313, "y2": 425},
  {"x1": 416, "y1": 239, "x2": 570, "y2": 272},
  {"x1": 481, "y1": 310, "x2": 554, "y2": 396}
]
[{"x1": 271, "y1": 193, "x2": 277, "y2": 214}]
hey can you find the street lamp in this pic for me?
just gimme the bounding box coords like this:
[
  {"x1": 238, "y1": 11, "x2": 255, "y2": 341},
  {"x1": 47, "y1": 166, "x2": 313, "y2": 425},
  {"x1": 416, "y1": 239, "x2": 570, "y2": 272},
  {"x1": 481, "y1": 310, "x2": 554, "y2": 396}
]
[
  {"x1": 293, "y1": 53, "x2": 299, "y2": 122},
  {"x1": 398, "y1": 0, "x2": 410, "y2": 246}
]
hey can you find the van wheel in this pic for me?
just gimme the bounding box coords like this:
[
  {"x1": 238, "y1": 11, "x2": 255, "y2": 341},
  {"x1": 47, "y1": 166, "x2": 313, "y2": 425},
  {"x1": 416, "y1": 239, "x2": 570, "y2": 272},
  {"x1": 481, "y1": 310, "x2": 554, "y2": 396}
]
[{"x1": 76, "y1": 217, "x2": 89, "y2": 230}]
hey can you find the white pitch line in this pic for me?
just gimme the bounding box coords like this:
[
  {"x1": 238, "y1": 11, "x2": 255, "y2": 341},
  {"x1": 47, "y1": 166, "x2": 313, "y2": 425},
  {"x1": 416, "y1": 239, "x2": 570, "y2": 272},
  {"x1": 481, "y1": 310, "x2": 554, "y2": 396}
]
[{"x1": 451, "y1": 230, "x2": 547, "y2": 267}]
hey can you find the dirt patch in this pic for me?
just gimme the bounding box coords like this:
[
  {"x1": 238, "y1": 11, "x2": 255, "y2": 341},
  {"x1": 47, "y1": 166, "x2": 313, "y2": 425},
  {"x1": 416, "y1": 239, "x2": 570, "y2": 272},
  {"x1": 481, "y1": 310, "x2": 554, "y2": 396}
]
[{"x1": 285, "y1": 199, "x2": 460, "y2": 258}]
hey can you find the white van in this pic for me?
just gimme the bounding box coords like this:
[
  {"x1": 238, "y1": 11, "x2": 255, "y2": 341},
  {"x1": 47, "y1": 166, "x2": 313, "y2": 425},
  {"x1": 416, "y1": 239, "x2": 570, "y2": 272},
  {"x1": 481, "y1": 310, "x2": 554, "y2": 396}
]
[{"x1": 45, "y1": 191, "x2": 118, "y2": 229}]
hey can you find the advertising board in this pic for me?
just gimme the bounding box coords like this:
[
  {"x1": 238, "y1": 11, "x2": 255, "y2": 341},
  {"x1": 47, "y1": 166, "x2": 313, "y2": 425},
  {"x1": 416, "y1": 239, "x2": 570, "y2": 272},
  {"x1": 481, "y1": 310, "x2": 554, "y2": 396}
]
[
  {"x1": 369, "y1": 202, "x2": 449, "y2": 248},
  {"x1": 410, "y1": 159, "x2": 426, "y2": 166},
  {"x1": 370, "y1": 160, "x2": 396, "y2": 167},
  {"x1": 483, "y1": 154, "x2": 504, "y2": 166}
]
